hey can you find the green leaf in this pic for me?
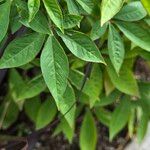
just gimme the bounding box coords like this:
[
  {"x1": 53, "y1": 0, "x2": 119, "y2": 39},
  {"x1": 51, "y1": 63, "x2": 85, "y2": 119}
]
[
  {"x1": 144, "y1": 18, "x2": 150, "y2": 26},
  {"x1": 104, "y1": 70, "x2": 115, "y2": 95},
  {"x1": 65, "y1": 0, "x2": 80, "y2": 15},
  {"x1": 59, "y1": 84, "x2": 76, "y2": 129},
  {"x1": 76, "y1": 0, "x2": 94, "y2": 14},
  {"x1": 83, "y1": 64, "x2": 103, "y2": 107},
  {"x1": 108, "y1": 24, "x2": 125, "y2": 73},
  {"x1": 18, "y1": 75, "x2": 46, "y2": 101},
  {"x1": 17, "y1": 1, "x2": 51, "y2": 34},
  {"x1": 90, "y1": 21, "x2": 108, "y2": 41},
  {"x1": 53, "y1": 121, "x2": 62, "y2": 136},
  {"x1": 137, "y1": 113, "x2": 149, "y2": 143},
  {"x1": 106, "y1": 59, "x2": 139, "y2": 96},
  {"x1": 101, "y1": 0, "x2": 124, "y2": 26},
  {"x1": 10, "y1": 3, "x2": 22, "y2": 34},
  {"x1": 138, "y1": 82, "x2": 150, "y2": 115},
  {"x1": 43, "y1": 0, "x2": 63, "y2": 31},
  {"x1": 40, "y1": 36, "x2": 69, "y2": 108},
  {"x1": 75, "y1": 90, "x2": 90, "y2": 104},
  {"x1": 141, "y1": 0, "x2": 150, "y2": 15},
  {"x1": 80, "y1": 110, "x2": 97, "y2": 150},
  {"x1": 109, "y1": 98, "x2": 131, "y2": 141},
  {"x1": 53, "y1": 118, "x2": 74, "y2": 143},
  {"x1": 62, "y1": 118, "x2": 74, "y2": 143},
  {"x1": 28, "y1": 0, "x2": 40, "y2": 22},
  {"x1": 95, "y1": 107, "x2": 112, "y2": 127},
  {"x1": 69, "y1": 69, "x2": 84, "y2": 90},
  {"x1": 16, "y1": 0, "x2": 32, "y2": 26},
  {"x1": 139, "y1": 82, "x2": 150, "y2": 100},
  {"x1": 24, "y1": 97, "x2": 41, "y2": 123},
  {"x1": 0, "y1": 0, "x2": 11, "y2": 42},
  {"x1": 9, "y1": 69, "x2": 26, "y2": 101},
  {"x1": 29, "y1": 11, "x2": 52, "y2": 34},
  {"x1": 0, "y1": 100, "x2": 19, "y2": 129},
  {"x1": 36, "y1": 99, "x2": 57, "y2": 129},
  {"x1": 0, "y1": 33, "x2": 45, "y2": 69},
  {"x1": 71, "y1": 58, "x2": 86, "y2": 69},
  {"x1": 69, "y1": 65, "x2": 103, "y2": 107},
  {"x1": 63, "y1": 14, "x2": 83, "y2": 29},
  {"x1": 58, "y1": 30, "x2": 105, "y2": 63},
  {"x1": 125, "y1": 47, "x2": 150, "y2": 60},
  {"x1": 115, "y1": 21, "x2": 150, "y2": 52},
  {"x1": 115, "y1": 1, "x2": 147, "y2": 21},
  {"x1": 128, "y1": 108, "x2": 135, "y2": 138},
  {"x1": 95, "y1": 90, "x2": 120, "y2": 107}
]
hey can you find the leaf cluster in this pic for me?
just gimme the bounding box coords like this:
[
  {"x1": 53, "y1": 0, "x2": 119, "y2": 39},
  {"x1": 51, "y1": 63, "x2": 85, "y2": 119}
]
[{"x1": 0, "y1": 0, "x2": 150, "y2": 148}]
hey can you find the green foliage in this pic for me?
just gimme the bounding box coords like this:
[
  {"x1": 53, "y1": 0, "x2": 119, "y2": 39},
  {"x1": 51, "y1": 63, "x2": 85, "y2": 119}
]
[
  {"x1": 36, "y1": 99, "x2": 57, "y2": 129},
  {"x1": 0, "y1": 33, "x2": 45, "y2": 68},
  {"x1": 43, "y1": 0, "x2": 63, "y2": 31},
  {"x1": 28, "y1": 0, "x2": 40, "y2": 22},
  {"x1": 41, "y1": 35, "x2": 69, "y2": 108},
  {"x1": 0, "y1": 0, "x2": 150, "y2": 148},
  {"x1": 58, "y1": 30, "x2": 105, "y2": 63},
  {"x1": 141, "y1": 0, "x2": 150, "y2": 15},
  {"x1": 108, "y1": 23, "x2": 125, "y2": 73},
  {"x1": 115, "y1": 1, "x2": 147, "y2": 21},
  {"x1": 109, "y1": 97, "x2": 131, "y2": 141},
  {"x1": 101, "y1": 0, "x2": 124, "y2": 26},
  {"x1": 80, "y1": 110, "x2": 97, "y2": 150},
  {"x1": 115, "y1": 21, "x2": 150, "y2": 52},
  {"x1": 59, "y1": 84, "x2": 76, "y2": 129},
  {"x1": 18, "y1": 74, "x2": 46, "y2": 100},
  {"x1": 0, "y1": 0, "x2": 11, "y2": 42}
]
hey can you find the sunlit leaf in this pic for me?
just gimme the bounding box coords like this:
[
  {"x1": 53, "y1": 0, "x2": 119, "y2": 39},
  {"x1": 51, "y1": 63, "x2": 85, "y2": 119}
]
[
  {"x1": 41, "y1": 36, "x2": 69, "y2": 108},
  {"x1": 58, "y1": 30, "x2": 105, "y2": 63},
  {"x1": 101, "y1": 0, "x2": 124, "y2": 26},
  {"x1": 0, "y1": 33, "x2": 45, "y2": 68},
  {"x1": 108, "y1": 23, "x2": 125, "y2": 73}
]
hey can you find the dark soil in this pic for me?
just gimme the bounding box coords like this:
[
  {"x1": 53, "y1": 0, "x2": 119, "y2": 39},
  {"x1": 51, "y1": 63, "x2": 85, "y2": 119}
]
[
  {"x1": 34, "y1": 125, "x2": 129, "y2": 150},
  {"x1": 0, "y1": 112, "x2": 129, "y2": 150}
]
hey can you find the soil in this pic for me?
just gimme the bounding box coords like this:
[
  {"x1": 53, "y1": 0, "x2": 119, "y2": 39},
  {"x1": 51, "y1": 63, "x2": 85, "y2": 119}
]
[{"x1": 0, "y1": 111, "x2": 129, "y2": 150}]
